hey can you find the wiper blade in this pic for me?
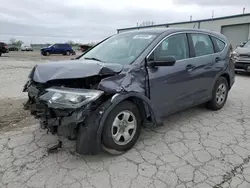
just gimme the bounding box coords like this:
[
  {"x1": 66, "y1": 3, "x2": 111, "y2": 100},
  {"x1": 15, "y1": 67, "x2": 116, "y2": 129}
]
[{"x1": 84, "y1": 57, "x2": 103, "y2": 62}]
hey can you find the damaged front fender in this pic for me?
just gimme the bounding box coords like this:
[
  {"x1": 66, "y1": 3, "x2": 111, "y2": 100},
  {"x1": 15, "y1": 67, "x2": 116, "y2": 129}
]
[{"x1": 76, "y1": 92, "x2": 163, "y2": 155}]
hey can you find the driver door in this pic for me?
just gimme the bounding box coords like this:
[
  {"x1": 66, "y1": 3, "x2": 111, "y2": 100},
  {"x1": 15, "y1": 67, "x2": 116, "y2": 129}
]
[{"x1": 147, "y1": 33, "x2": 196, "y2": 117}]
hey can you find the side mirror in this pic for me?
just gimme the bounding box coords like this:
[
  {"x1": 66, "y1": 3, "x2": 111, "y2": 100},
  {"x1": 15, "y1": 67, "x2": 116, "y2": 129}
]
[{"x1": 147, "y1": 56, "x2": 176, "y2": 67}]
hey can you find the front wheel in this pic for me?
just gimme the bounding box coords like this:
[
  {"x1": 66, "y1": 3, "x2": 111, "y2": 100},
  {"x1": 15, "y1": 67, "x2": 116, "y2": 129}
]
[
  {"x1": 207, "y1": 77, "x2": 229, "y2": 111},
  {"x1": 46, "y1": 51, "x2": 50, "y2": 56},
  {"x1": 102, "y1": 101, "x2": 142, "y2": 155}
]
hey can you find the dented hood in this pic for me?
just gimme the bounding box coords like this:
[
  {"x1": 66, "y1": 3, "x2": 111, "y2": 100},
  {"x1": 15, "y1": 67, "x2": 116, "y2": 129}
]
[{"x1": 30, "y1": 59, "x2": 123, "y2": 83}]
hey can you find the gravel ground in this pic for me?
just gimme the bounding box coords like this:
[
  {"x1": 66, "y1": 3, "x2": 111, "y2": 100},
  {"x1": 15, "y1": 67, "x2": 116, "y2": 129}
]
[{"x1": 1, "y1": 52, "x2": 250, "y2": 188}]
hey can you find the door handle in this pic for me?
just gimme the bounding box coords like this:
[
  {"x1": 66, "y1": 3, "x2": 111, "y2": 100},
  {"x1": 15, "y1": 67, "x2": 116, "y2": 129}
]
[
  {"x1": 215, "y1": 57, "x2": 221, "y2": 62},
  {"x1": 186, "y1": 64, "x2": 195, "y2": 71}
]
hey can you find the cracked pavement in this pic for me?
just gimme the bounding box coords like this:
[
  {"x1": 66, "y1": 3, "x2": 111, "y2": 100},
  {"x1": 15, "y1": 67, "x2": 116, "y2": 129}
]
[{"x1": 1, "y1": 74, "x2": 250, "y2": 188}]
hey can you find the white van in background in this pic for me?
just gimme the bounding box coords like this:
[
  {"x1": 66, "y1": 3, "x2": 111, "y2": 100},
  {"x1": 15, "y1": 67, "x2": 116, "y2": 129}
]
[{"x1": 21, "y1": 44, "x2": 33, "y2": 51}]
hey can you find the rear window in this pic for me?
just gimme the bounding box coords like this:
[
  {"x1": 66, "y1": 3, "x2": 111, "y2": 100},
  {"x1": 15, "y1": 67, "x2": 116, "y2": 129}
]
[{"x1": 211, "y1": 36, "x2": 226, "y2": 53}]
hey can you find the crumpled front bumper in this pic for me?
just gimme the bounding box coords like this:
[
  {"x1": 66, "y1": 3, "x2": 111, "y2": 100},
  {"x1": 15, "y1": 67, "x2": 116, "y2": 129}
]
[
  {"x1": 23, "y1": 83, "x2": 108, "y2": 155},
  {"x1": 24, "y1": 94, "x2": 91, "y2": 137}
]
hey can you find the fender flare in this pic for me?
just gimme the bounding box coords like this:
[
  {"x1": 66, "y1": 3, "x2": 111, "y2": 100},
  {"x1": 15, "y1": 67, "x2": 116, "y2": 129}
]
[
  {"x1": 212, "y1": 72, "x2": 230, "y2": 93},
  {"x1": 96, "y1": 92, "x2": 163, "y2": 148}
]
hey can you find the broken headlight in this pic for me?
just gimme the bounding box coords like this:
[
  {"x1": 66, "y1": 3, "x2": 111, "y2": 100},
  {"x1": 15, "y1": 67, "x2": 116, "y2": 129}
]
[{"x1": 39, "y1": 87, "x2": 104, "y2": 109}]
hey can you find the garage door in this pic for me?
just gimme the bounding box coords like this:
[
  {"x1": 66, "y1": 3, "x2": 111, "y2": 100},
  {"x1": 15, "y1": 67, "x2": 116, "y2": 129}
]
[{"x1": 221, "y1": 24, "x2": 249, "y2": 49}]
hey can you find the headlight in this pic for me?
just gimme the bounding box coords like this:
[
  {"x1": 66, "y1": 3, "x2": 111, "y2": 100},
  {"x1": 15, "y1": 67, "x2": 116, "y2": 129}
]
[
  {"x1": 39, "y1": 87, "x2": 104, "y2": 109},
  {"x1": 232, "y1": 51, "x2": 239, "y2": 57}
]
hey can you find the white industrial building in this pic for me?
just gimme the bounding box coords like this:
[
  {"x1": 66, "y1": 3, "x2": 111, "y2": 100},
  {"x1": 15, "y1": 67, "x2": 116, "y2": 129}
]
[{"x1": 117, "y1": 13, "x2": 250, "y2": 48}]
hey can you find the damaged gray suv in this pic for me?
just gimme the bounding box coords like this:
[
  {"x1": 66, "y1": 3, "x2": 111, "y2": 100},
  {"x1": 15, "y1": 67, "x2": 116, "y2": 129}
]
[{"x1": 23, "y1": 28, "x2": 235, "y2": 155}]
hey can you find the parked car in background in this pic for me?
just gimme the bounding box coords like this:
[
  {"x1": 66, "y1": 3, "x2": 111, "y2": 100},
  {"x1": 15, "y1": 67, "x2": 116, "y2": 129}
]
[
  {"x1": 41, "y1": 43, "x2": 75, "y2": 56},
  {"x1": 0, "y1": 42, "x2": 9, "y2": 56},
  {"x1": 233, "y1": 39, "x2": 250, "y2": 73},
  {"x1": 9, "y1": 46, "x2": 19, "y2": 51},
  {"x1": 78, "y1": 44, "x2": 93, "y2": 52},
  {"x1": 23, "y1": 28, "x2": 235, "y2": 155},
  {"x1": 21, "y1": 44, "x2": 33, "y2": 51}
]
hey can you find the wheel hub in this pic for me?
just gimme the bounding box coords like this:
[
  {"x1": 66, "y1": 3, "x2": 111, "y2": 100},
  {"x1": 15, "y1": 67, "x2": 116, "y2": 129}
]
[
  {"x1": 216, "y1": 83, "x2": 227, "y2": 105},
  {"x1": 111, "y1": 110, "x2": 137, "y2": 146}
]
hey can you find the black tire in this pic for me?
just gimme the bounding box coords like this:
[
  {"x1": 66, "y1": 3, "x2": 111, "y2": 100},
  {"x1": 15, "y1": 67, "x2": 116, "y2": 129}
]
[
  {"x1": 0, "y1": 53, "x2": 1, "y2": 56},
  {"x1": 46, "y1": 51, "x2": 50, "y2": 56},
  {"x1": 207, "y1": 77, "x2": 229, "y2": 111},
  {"x1": 102, "y1": 101, "x2": 142, "y2": 154},
  {"x1": 66, "y1": 51, "x2": 70, "y2": 56}
]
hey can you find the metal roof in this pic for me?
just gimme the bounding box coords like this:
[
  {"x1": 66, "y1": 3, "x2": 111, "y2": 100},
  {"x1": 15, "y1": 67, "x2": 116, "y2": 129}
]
[{"x1": 117, "y1": 13, "x2": 250, "y2": 32}]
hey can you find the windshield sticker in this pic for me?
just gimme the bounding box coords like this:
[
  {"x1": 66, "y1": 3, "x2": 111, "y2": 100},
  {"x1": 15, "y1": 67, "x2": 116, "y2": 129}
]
[{"x1": 133, "y1": 35, "x2": 155, "y2": 39}]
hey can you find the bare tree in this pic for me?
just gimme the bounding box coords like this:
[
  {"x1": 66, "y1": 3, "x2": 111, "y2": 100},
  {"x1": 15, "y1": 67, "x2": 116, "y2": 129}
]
[
  {"x1": 67, "y1": 40, "x2": 75, "y2": 46},
  {"x1": 9, "y1": 38, "x2": 23, "y2": 46},
  {"x1": 139, "y1": 21, "x2": 155, "y2": 27},
  {"x1": 9, "y1": 38, "x2": 16, "y2": 45}
]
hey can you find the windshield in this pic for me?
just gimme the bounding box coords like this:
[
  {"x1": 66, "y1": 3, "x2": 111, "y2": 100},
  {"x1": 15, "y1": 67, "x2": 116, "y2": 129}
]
[
  {"x1": 244, "y1": 40, "x2": 250, "y2": 48},
  {"x1": 80, "y1": 32, "x2": 158, "y2": 64}
]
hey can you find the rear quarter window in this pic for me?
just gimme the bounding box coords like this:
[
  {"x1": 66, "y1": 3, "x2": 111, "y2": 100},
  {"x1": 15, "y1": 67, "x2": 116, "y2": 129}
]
[{"x1": 211, "y1": 36, "x2": 226, "y2": 53}]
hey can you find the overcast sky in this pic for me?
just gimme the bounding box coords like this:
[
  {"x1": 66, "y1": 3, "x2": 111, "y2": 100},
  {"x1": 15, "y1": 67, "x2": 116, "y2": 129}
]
[{"x1": 0, "y1": 0, "x2": 249, "y2": 44}]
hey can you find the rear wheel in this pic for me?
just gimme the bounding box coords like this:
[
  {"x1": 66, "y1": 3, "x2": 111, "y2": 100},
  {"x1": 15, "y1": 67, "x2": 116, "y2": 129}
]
[
  {"x1": 0, "y1": 53, "x2": 1, "y2": 56},
  {"x1": 66, "y1": 51, "x2": 70, "y2": 56},
  {"x1": 102, "y1": 101, "x2": 142, "y2": 155},
  {"x1": 207, "y1": 77, "x2": 229, "y2": 111}
]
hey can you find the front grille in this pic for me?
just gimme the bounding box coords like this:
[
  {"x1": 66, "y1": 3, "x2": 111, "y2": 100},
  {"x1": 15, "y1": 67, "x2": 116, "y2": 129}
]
[
  {"x1": 235, "y1": 62, "x2": 250, "y2": 69},
  {"x1": 239, "y1": 54, "x2": 250, "y2": 58}
]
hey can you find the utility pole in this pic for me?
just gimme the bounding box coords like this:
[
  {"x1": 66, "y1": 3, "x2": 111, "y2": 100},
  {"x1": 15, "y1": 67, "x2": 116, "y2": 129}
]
[
  {"x1": 190, "y1": 15, "x2": 192, "y2": 21},
  {"x1": 212, "y1": 10, "x2": 214, "y2": 19},
  {"x1": 243, "y1": 7, "x2": 246, "y2": 14}
]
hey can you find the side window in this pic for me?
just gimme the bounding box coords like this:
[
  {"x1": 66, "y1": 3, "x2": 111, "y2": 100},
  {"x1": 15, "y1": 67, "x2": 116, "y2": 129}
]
[
  {"x1": 154, "y1": 33, "x2": 189, "y2": 61},
  {"x1": 53, "y1": 44, "x2": 58, "y2": 48},
  {"x1": 191, "y1": 33, "x2": 214, "y2": 57},
  {"x1": 211, "y1": 36, "x2": 225, "y2": 52}
]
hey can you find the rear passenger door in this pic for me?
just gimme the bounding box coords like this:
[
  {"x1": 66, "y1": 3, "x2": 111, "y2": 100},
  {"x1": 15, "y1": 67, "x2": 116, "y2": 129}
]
[{"x1": 187, "y1": 33, "x2": 218, "y2": 104}]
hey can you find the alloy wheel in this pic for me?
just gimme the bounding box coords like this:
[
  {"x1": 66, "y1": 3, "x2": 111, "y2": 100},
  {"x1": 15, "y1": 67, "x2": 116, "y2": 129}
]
[
  {"x1": 216, "y1": 83, "x2": 227, "y2": 105},
  {"x1": 111, "y1": 110, "x2": 137, "y2": 146}
]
